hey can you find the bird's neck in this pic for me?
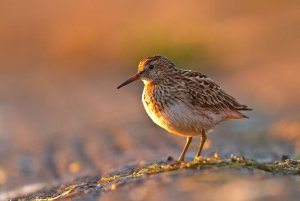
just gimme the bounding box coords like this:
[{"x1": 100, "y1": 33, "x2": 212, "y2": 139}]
[
  {"x1": 142, "y1": 79, "x2": 152, "y2": 85},
  {"x1": 142, "y1": 76, "x2": 177, "y2": 86}
]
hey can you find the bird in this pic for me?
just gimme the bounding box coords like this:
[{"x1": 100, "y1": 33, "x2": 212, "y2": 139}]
[{"x1": 117, "y1": 55, "x2": 251, "y2": 161}]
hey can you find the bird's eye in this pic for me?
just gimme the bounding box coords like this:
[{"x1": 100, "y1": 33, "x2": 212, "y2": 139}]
[{"x1": 149, "y1": 65, "x2": 154, "y2": 69}]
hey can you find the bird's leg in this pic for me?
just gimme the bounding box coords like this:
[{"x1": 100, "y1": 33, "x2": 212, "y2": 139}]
[
  {"x1": 178, "y1": 137, "x2": 192, "y2": 161},
  {"x1": 195, "y1": 130, "x2": 207, "y2": 159}
]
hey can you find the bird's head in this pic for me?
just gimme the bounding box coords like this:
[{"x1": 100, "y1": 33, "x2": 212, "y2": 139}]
[{"x1": 117, "y1": 55, "x2": 176, "y2": 89}]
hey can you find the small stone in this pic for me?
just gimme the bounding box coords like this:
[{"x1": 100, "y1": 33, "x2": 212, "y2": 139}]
[
  {"x1": 167, "y1": 156, "x2": 174, "y2": 161},
  {"x1": 281, "y1": 155, "x2": 290, "y2": 161}
]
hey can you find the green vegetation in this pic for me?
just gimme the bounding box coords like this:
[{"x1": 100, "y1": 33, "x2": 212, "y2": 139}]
[
  {"x1": 31, "y1": 155, "x2": 299, "y2": 200},
  {"x1": 98, "y1": 155, "x2": 299, "y2": 185}
]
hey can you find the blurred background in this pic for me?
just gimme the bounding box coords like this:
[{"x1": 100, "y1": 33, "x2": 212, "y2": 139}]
[{"x1": 0, "y1": 0, "x2": 299, "y2": 197}]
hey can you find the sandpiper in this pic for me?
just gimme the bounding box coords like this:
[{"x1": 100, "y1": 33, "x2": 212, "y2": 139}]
[{"x1": 117, "y1": 56, "x2": 251, "y2": 161}]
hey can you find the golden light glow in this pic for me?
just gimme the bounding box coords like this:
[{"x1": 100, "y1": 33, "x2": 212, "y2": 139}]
[
  {"x1": 0, "y1": 168, "x2": 7, "y2": 185},
  {"x1": 111, "y1": 184, "x2": 117, "y2": 190},
  {"x1": 68, "y1": 162, "x2": 81, "y2": 173},
  {"x1": 272, "y1": 120, "x2": 300, "y2": 148},
  {"x1": 203, "y1": 139, "x2": 211, "y2": 150},
  {"x1": 214, "y1": 152, "x2": 219, "y2": 158},
  {"x1": 0, "y1": 1, "x2": 299, "y2": 195}
]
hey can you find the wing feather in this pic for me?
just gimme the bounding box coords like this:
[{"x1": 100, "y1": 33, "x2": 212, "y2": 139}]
[{"x1": 180, "y1": 70, "x2": 251, "y2": 112}]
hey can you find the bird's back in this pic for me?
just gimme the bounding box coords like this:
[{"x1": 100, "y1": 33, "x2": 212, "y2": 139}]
[{"x1": 142, "y1": 69, "x2": 251, "y2": 136}]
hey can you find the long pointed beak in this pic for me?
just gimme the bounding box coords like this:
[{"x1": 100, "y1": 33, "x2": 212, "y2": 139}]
[{"x1": 117, "y1": 72, "x2": 140, "y2": 89}]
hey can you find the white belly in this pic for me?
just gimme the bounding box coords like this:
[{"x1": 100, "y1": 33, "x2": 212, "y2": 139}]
[
  {"x1": 142, "y1": 88, "x2": 168, "y2": 130},
  {"x1": 142, "y1": 88, "x2": 223, "y2": 137}
]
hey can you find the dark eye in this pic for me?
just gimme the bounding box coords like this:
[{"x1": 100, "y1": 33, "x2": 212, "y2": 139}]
[{"x1": 149, "y1": 65, "x2": 154, "y2": 69}]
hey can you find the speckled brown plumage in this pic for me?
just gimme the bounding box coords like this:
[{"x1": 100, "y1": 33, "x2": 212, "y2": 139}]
[{"x1": 117, "y1": 55, "x2": 251, "y2": 161}]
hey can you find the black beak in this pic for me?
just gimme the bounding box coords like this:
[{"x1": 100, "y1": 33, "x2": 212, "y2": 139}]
[{"x1": 117, "y1": 72, "x2": 140, "y2": 89}]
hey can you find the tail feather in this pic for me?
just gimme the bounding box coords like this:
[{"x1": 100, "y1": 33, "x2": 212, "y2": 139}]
[
  {"x1": 235, "y1": 104, "x2": 252, "y2": 111},
  {"x1": 225, "y1": 110, "x2": 250, "y2": 120},
  {"x1": 225, "y1": 113, "x2": 248, "y2": 120}
]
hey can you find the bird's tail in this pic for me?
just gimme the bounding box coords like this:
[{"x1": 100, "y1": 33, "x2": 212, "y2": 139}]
[
  {"x1": 235, "y1": 104, "x2": 252, "y2": 111},
  {"x1": 225, "y1": 110, "x2": 250, "y2": 120}
]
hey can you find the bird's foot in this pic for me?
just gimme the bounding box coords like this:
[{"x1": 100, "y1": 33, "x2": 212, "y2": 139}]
[{"x1": 194, "y1": 156, "x2": 203, "y2": 162}]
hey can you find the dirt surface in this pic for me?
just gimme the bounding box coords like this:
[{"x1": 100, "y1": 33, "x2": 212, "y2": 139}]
[
  {"x1": 10, "y1": 157, "x2": 300, "y2": 201},
  {"x1": 0, "y1": 69, "x2": 299, "y2": 201}
]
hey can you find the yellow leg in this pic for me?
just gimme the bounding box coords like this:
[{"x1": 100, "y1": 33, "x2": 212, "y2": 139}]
[
  {"x1": 178, "y1": 137, "x2": 192, "y2": 161},
  {"x1": 195, "y1": 130, "x2": 207, "y2": 158}
]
